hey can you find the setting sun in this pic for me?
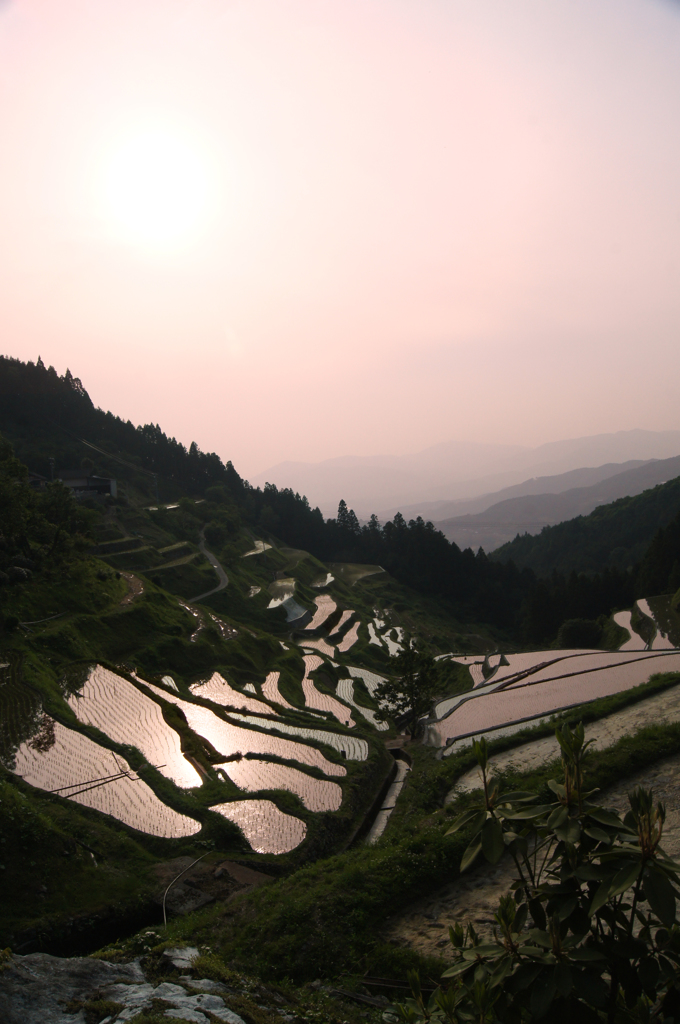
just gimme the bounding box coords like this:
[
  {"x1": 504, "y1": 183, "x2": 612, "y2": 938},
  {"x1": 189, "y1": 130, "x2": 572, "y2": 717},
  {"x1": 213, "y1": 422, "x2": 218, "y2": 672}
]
[{"x1": 100, "y1": 127, "x2": 213, "y2": 249}]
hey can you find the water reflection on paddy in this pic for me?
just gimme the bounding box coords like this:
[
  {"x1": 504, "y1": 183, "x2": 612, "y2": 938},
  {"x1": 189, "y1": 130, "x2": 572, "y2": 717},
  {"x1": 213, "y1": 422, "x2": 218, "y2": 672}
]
[
  {"x1": 143, "y1": 682, "x2": 348, "y2": 776},
  {"x1": 221, "y1": 759, "x2": 342, "y2": 811},
  {"x1": 261, "y1": 671, "x2": 297, "y2": 711},
  {"x1": 69, "y1": 666, "x2": 202, "y2": 789},
  {"x1": 190, "y1": 672, "x2": 276, "y2": 716},
  {"x1": 231, "y1": 714, "x2": 368, "y2": 761},
  {"x1": 336, "y1": 621, "x2": 360, "y2": 653},
  {"x1": 14, "y1": 719, "x2": 200, "y2": 838},
  {"x1": 211, "y1": 799, "x2": 306, "y2": 854},
  {"x1": 336, "y1": 679, "x2": 388, "y2": 730},
  {"x1": 302, "y1": 655, "x2": 354, "y2": 726}
]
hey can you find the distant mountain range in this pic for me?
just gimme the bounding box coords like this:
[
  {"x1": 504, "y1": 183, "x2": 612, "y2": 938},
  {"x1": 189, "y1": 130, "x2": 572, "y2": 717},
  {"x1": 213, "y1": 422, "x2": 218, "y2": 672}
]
[
  {"x1": 432, "y1": 455, "x2": 680, "y2": 552},
  {"x1": 253, "y1": 430, "x2": 680, "y2": 517}
]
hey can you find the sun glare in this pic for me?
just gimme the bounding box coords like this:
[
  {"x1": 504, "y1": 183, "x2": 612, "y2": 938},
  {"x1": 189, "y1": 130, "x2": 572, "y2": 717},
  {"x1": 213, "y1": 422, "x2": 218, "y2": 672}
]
[{"x1": 100, "y1": 128, "x2": 213, "y2": 249}]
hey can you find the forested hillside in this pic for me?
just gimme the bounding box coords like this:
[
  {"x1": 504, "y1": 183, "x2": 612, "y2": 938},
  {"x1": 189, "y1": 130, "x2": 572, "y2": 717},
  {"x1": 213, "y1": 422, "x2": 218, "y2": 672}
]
[
  {"x1": 3, "y1": 355, "x2": 680, "y2": 645},
  {"x1": 491, "y1": 476, "x2": 680, "y2": 577}
]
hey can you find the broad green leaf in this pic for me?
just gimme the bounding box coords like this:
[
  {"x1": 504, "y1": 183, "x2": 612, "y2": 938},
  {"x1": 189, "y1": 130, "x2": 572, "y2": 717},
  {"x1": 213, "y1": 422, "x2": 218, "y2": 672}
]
[
  {"x1": 584, "y1": 826, "x2": 611, "y2": 844},
  {"x1": 557, "y1": 897, "x2": 578, "y2": 922},
  {"x1": 481, "y1": 817, "x2": 504, "y2": 864},
  {"x1": 445, "y1": 808, "x2": 487, "y2": 836},
  {"x1": 507, "y1": 804, "x2": 553, "y2": 819},
  {"x1": 548, "y1": 806, "x2": 568, "y2": 829},
  {"x1": 608, "y1": 861, "x2": 642, "y2": 900},
  {"x1": 489, "y1": 955, "x2": 513, "y2": 988},
  {"x1": 528, "y1": 898, "x2": 547, "y2": 930},
  {"x1": 589, "y1": 879, "x2": 612, "y2": 916},
  {"x1": 585, "y1": 807, "x2": 624, "y2": 828},
  {"x1": 644, "y1": 867, "x2": 677, "y2": 927},
  {"x1": 441, "y1": 960, "x2": 474, "y2": 978},
  {"x1": 460, "y1": 837, "x2": 482, "y2": 873}
]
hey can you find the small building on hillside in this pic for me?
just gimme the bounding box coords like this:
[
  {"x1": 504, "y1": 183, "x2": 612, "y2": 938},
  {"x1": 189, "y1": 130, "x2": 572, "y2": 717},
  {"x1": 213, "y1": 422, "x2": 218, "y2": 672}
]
[{"x1": 57, "y1": 470, "x2": 117, "y2": 499}]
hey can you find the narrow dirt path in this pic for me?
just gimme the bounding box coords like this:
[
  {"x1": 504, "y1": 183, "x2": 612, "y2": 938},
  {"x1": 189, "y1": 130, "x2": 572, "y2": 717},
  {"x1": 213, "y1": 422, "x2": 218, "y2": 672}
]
[
  {"x1": 382, "y1": 750, "x2": 680, "y2": 960},
  {"x1": 190, "y1": 527, "x2": 229, "y2": 602}
]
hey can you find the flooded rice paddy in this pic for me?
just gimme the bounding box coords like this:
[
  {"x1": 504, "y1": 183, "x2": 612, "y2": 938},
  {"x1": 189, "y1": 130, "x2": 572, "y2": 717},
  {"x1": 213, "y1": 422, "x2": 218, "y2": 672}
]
[
  {"x1": 230, "y1": 714, "x2": 367, "y2": 760},
  {"x1": 144, "y1": 682, "x2": 349, "y2": 775},
  {"x1": 69, "y1": 666, "x2": 202, "y2": 789},
  {"x1": 613, "y1": 611, "x2": 647, "y2": 650},
  {"x1": 451, "y1": 682, "x2": 680, "y2": 794},
  {"x1": 301, "y1": 655, "x2": 354, "y2": 726},
  {"x1": 221, "y1": 759, "x2": 342, "y2": 811},
  {"x1": 307, "y1": 594, "x2": 336, "y2": 630},
  {"x1": 301, "y1": 638, "x2": 336, "y2": 658},
  {"x1": 242, "y1": 541, "x2": 272, "y2": 557},
  {"x1": 261, "y1": 671, "x2": 297, "y2": 710},
  {"x1": 336, "y1": 621, "x2": 360, "y2": 652},
  {"x1": 432, "y1": 650, "x2": 680, "y2": 749},
  {"x1": 336, "y1": 679, "x2": 388, "y2": 730},
  {"x1": 14, "y1": 719, "x2": 201, "y2": 838},
  {"x1": 637, "y1": 599, "x2": 676, "y2": 649},
  {"x1": 189, "y1": 672, "x2": 275, "y2": 716},
  {"x1": 210, "y1": 799, "x2": 306, "y2": 854},
  {"x1": 368, "y1": 622, "x2": 383, "y2": 646},
  {"x1": 267, "y1": 578, "x2": 297, "y2": 609}
]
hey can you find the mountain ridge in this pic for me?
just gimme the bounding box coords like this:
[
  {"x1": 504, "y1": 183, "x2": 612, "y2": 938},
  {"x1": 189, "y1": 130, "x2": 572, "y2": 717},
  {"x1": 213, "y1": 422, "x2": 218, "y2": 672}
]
[{"x1": 254, "y1": 430, "x2": 680, "y2": 515}]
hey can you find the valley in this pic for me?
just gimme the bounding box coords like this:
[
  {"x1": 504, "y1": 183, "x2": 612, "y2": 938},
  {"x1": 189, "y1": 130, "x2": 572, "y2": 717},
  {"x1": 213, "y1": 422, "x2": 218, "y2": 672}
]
[{"x1": 2, "y1": 357, "x2": 680, "y2": 1024}]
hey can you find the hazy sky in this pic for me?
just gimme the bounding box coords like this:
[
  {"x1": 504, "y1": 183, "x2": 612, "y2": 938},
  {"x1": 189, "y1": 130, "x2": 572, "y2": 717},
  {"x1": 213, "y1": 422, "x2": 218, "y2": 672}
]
[{"x1": 1, "y1": 0, "x2": 679, "y2": 478}]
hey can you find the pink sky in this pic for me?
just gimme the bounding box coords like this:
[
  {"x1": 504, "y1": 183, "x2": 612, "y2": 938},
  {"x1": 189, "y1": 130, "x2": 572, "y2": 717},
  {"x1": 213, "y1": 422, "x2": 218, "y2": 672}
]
[{"x1": 1, "y1": 0, "x2": 679, "y2": 479}]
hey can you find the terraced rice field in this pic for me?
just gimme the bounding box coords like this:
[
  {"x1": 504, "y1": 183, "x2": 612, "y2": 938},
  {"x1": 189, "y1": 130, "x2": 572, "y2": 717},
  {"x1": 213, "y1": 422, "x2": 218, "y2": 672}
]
[
  {"x1": 451, "y1": 682, "x2": 680, "y2": 794},
  {"x1": 331, "y1": 610, "x2": 354, "y2": 635},
  {"x1": 368, "y1": 622, "x2": 383, "y2": 646},
  {"x1": 307, "y1": 594, "x2": 336, "y2": 630},
  {"x1": 301, "y1": 655, "x2": 354, "y2": 726},
  {"x1": 267, "y1": 578, "x2": 296, "y2": 608},
  {"x1": 638, "y1": 599, "x2": 676, "y2": 649},
  {"x1": 613, "y1": 611, "x2": 646, "y2": 650},
  {"x1": 69, "y1": 666, "x2": 202, "y2": 789},
  {"x1": 14, "y1": 719, "x2": 200, "y2": 838},
  {"x1": 336, "y1": 679, "x2": 388, "y2": 730},
  {"x1": 242, "y1": 541, "x2": 272, "y2": 557},
  {"x1": 646, "y1": 596, "x2": 680, "y2": 648},
  {"x1": 221, "y1": 759, "x2": 342, "y2": 811},
  {"x1": 348, "y1": 666, "x2": 386, "y2": 698},
  {"x1": 230, "y1": 714, "x2": 368, "y2": 760},
  {"x1": 261, "y1": 671, "x2": 297, "y2": 710},
  {"x1": 210, "y1": 799, "x2": 306, "y2": 854},
  {"x1": 311, "y1": 572, "x2": 335, "y2": 587},
  {"x1": 328, "y1": 563, "x2": 384, "y2": 585},
  {"x1": 301, "y1": 638, "x2": 336, "y2": 658},
  {"x1": 382, "y1": 627, "x2": 403, "y2": 656},
  {"x1": 336, "y1": 621, "x2": 360, "y2": 652},
  {"x1": 144, "y1": 683, "x2": 349, "y2": 775},
  {"x1": 190, "y1": 672, "x2": 275, "y2": 716},
  {"x1": 432, "y1": 650, "x2": 680, "y2": 749}
]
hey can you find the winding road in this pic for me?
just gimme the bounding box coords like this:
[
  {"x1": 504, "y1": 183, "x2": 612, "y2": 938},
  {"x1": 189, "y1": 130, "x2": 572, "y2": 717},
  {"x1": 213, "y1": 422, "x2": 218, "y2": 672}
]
[{"x1": 190, "y1": 528, "x2": 229, "y2": 602}]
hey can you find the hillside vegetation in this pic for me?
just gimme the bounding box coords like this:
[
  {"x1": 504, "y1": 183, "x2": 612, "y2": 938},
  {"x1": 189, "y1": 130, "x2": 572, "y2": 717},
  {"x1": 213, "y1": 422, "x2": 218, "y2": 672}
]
[{"x1": 492, "y1": 476, "x2": 680, "y2": 577}]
